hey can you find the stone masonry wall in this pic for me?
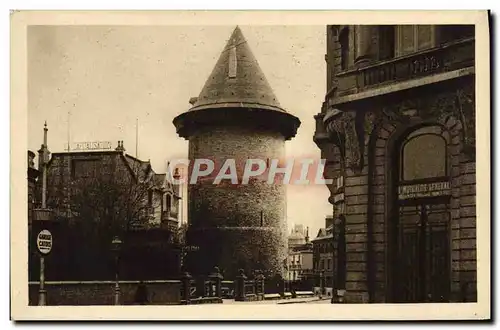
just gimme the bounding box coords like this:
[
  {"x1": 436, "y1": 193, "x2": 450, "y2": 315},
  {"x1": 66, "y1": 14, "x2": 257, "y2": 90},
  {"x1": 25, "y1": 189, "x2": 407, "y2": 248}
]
[
  {"x1": 186, "y1": 126, "x2": 288, "y2": 279},
  {"x1": 368, "y1": 106, "x2": 475, "y2": 303},
  {"x1": 343, "y1": 148, "x2": 370, "y2": 303},
  {"x1": 456, "y1": 157, "x2": 477, "y2": 301},
  {"x1": 29, "y1": 280, "x2": 181, "y2": 305}
]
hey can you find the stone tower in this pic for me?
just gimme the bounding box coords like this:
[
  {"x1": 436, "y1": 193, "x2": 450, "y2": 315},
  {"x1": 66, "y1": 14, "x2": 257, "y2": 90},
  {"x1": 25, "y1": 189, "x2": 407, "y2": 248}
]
[{"x1": 173, "y1": 26, "x2": 300, "y2": 279}]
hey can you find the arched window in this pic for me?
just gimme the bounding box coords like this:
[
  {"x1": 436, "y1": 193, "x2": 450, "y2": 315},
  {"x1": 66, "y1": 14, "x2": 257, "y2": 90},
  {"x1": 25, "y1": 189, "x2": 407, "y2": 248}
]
[{"x1": 400, "y1": 126, "x2": 448, "y2": 182}]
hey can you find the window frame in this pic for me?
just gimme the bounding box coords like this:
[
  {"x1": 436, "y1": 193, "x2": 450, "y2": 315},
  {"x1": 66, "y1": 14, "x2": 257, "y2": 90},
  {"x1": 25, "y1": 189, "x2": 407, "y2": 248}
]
[
  {"x1": 399, "y1": 132, "x2": 448, "y2": 183},
  {"x1": 395, "y1": 25, "x2": 436, "y2": 57}
]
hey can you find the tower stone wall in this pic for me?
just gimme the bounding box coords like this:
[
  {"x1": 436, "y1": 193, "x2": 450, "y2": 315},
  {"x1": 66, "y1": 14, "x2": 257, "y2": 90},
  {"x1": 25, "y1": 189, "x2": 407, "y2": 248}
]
[
  {"x1": 186, "y1": 126, "x2": 288, "y2": 278},
  {"x1": 173, "y1": 26, "x2": 300, "y2": 279}
]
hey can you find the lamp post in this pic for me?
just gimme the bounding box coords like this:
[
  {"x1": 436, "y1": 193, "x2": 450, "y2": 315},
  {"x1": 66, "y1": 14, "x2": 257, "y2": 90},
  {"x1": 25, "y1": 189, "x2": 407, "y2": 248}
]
[
  {"x1": 111, "y1": 236, "x2": 122, "y2": 305},
  {"x1": 34, "y1": 121, "x2": 54, "y2": 306},
  {"x1": 34, "y1": 209, "x2": 53, "y2": 306}
]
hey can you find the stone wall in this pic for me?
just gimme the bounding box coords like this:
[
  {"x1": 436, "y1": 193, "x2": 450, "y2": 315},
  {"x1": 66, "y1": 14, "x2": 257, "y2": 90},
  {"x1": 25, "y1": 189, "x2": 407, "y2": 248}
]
[
  {"x1": 318, "y1": 25, "x2": 476, "y2": 304},
  {"x1": 28, "y1": 280, "x2": 181, "y2": 305},
  {"x1": 455, "y1": 157, "x2": 477, "y2": 301},
  {"x1": 186, "y1": 126, "x2": 288, "y2": 278},
  {"x1": 341, "y1": 85, "x2": 476, "y2": 303}
]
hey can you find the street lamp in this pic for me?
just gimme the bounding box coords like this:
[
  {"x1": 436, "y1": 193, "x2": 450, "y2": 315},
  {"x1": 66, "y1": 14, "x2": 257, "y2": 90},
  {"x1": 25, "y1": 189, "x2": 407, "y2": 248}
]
[{"x1": 111, "y1": 236, "x2": 122, "y2": 305}]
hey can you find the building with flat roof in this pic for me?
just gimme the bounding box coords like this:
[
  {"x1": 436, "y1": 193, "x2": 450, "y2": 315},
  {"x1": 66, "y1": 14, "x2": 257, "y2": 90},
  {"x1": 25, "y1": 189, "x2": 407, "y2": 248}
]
[{"x1": 313, "y1": 25, "x2": 476, "y2": 303}]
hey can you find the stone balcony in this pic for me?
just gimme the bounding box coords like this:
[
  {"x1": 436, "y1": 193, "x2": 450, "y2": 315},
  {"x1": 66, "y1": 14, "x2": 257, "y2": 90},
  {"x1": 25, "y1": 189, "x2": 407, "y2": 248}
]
[{"x1": 328, "y1": 37, "x2": 475, "y2": 107}]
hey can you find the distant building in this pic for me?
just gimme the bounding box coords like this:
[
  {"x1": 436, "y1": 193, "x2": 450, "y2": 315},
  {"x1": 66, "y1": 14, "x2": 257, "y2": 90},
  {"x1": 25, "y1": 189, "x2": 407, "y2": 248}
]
[
  {"x1": 311, "y1": 216, "x2": 336, "y2": 297},
  {"x1": 45, "y1": 140, "x2": 180, "y2": 230},
  {"x1": 29, "y1": 124, "x2": 182, "y2": 281},
  {"x1": 314, "y1": 25, "x2": 476, "y2": 303},
  {"x1": 286, "y1": 225, "x2": 313, "y2": 282},
  {"x1": 27, "y1": 150, "x2": 39, "y2": 226}
]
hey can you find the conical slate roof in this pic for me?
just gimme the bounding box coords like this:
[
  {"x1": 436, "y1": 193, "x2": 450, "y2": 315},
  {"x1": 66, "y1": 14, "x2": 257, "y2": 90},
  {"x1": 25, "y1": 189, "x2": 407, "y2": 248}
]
[{"x1": 189, "y1": 26, "x2": 286, "y2": 113}]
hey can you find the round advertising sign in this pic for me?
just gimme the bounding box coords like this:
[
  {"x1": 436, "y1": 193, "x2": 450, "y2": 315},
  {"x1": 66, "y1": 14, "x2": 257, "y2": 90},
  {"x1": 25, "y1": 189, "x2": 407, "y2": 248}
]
[{"x1": 36, "y1": 229, "x2": 53, "y2": 255}]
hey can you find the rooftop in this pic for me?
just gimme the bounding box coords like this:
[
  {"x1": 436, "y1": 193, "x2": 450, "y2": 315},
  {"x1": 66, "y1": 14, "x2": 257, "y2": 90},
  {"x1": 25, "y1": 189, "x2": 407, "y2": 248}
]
[{"x1": 188, "y1": 26, "x2": 286, "y2": 113}]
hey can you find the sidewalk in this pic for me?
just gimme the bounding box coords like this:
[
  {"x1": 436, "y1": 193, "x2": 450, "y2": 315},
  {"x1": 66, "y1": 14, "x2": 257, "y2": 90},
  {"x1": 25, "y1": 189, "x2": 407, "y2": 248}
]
[
  {"x1": 222, "y1": 296, "x2": 324, "y2": 304},
  {"x1": 277, "y1": 297, "x2": 322, "y2": 304}
]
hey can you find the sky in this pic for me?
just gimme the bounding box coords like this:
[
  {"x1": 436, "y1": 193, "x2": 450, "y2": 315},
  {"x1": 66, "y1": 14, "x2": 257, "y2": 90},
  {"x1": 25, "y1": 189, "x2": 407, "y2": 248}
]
[{"x1": 28, "y1": 25, "x2": 332, "y2": 237}]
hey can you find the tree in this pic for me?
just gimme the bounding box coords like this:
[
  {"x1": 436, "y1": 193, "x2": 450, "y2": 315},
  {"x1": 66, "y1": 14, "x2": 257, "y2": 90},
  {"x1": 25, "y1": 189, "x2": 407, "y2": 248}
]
[
  {"x1": 45, "y1": 152, "x2": 164, "y2": 280},
  {"x1": 69, "y1": 155, "x2": 160, "y2": 239}
]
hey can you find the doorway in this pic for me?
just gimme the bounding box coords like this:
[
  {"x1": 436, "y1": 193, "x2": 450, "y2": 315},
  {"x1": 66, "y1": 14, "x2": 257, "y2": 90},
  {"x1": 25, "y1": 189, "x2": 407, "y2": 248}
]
[
  {"x1": 395, "y1": 200, "x2": 451, "y2": 302},
  {"x1": 390, "y1": 125, "x2": 452, "y2": 303}
]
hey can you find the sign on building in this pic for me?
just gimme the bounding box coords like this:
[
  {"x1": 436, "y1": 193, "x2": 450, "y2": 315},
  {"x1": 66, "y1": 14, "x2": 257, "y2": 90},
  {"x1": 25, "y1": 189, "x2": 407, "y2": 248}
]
[
  {"x1": 398, "y1": 181, "x2": 451, "y2": 200},
  {"x1": 64, "y1": 141, "x2": 112, "y2": 152}
]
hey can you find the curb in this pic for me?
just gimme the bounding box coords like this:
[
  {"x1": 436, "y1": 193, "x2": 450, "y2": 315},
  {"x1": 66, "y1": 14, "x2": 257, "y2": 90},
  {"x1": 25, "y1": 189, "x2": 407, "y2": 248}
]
[{"x1": 277, "y1": 298, "x2": 321, "y2": 305}]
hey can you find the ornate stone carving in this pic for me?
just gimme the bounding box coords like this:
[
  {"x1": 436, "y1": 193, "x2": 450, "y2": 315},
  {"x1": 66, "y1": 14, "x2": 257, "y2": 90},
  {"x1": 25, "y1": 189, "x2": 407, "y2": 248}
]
[
  {"x1": 324, "y1": 110, "x2": 363, "y2": 171},
  {"x1": 419, "y1": 91, "x2": 457, "y2": 123},
  {"x1": 381, "y1": 103, "x2": 414, "y2": 125},
  {"x1": 344, "y1": 112, "x2": 362, "y2": 170},
  {"x1": 363, "y1": 111, "x2": 377, "y2": 145},
  {"x1": 455, "y1": 86, "x2": 475, "y2": 158},
  {"x1": 377, "y1": 85, "x2": 475, "y2": 159}
]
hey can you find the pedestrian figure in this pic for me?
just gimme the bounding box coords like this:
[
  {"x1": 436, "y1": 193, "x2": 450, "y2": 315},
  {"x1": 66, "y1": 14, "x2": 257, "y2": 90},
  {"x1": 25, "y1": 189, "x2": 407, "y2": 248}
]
[{"x1": 134, "y1": 282, "x2": 149, "y2": 305}]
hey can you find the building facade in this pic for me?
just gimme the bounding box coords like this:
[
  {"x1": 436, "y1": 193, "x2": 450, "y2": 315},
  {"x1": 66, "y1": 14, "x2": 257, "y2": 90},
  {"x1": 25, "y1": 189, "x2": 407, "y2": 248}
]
[
  {"x1": 45, "y1": 140, "x2": 180, "y2": 231},
  {"x1": 29, "y1": 132, "x2": 182, "y2": 281},
  {"x1": 311, "y1": 216, "x2": 336, "y2": 296},
  {"x1": 27, "y1": 150, "x2": 39, "y2": 226},
  {"x1": 173, "y1": 26, "x2": 301, "y2": 279},
  {"x1": 286, "y1": 225, "x2": 313, "y2": 281},
  {"x1": 313, "y1": 25, "x2": 476, "y2": 303}
]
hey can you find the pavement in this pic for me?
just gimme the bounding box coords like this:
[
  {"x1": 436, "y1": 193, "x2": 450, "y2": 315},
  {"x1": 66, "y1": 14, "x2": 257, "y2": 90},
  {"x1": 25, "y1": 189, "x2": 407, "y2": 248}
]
[{"x1": 222, "y1": 296, "x2": 329, "y2": 304}]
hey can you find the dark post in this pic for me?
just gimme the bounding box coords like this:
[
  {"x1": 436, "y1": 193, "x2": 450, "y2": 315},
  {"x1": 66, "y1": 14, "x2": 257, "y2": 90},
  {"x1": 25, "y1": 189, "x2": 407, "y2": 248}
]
[
  {"x1": 207, "y1": 279, "x2": 213, "y2": 297},
  {"x1": 260, "y1": 272, "x2": 266, "y2": 296},
  {"x1": 196, "y1": 275, "x2": 205, "y2": 298},
  {"x1": 111, "y1": 236, "x2": 122, "y2": 305},
  {"x1": 254, "y1": 270, "x2": 260, "y2": 295},
  {"x1": 209, "y1": 266, "x2": 223, "y2": 298},
  {"x1": 235, "y1": 269, "x2": 247, "y2": 301},
  {"x1": 182, "y1": 272, "x2": 192, "y2": 304},
  {"x1": 319, "y1": 270, "x2": 325, "y2": 300}
]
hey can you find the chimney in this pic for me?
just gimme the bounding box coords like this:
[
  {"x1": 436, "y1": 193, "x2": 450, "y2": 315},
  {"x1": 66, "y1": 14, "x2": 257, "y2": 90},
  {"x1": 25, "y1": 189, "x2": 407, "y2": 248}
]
[
  {"x1": 305, "y1": 226, "x2": 309, "y2": 243},
  {"x1": 188, "y1": 97, "x2": 198, "y2": 105},
  {"x1": 115, "y1": 140, "x2": 126, "y2": 152}
]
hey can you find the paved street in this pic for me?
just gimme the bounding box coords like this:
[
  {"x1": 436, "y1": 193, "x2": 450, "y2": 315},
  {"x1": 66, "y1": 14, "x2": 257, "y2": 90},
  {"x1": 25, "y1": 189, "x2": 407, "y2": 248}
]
[{"x1": 222, "y1": 297, "x2": 329, "y2": 304}]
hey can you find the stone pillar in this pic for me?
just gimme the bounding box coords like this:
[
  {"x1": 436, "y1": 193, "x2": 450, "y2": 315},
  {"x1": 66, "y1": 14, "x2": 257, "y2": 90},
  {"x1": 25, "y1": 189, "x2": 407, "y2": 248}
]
[
  {"x1": 259, "y1": 272, "x2": 266, "y2": 297},
  {"x1": 182, "y1": 272, "x2": 192, "y2": 304},
  {"x1": 254, "y1": 271, "x2": 260, "y2": 295},
  {"x1": 355, "y1": 25, "x2": 375, "y2": 67},
  {"x1": 209, "y1": 266, "x2": 223, "y2": 299},
  {"x1": 208, "y1": 279, "x2": 214, "y2": 297},
  {"x1": 319, "y1": 271, "x2": 325, "y2": 299},
  {"x1": 235, "y1": 269, "x2": 247, "y2": 301}
]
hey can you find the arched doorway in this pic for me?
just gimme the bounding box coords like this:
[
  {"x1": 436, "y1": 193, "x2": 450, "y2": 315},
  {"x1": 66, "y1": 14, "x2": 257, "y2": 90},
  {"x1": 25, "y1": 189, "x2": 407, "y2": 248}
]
[{"x1": 391, "y1": 125, "x2": 452, "y2": 303}]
